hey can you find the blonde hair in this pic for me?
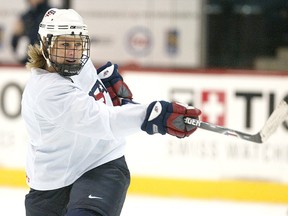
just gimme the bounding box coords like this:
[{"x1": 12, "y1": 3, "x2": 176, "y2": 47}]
[{"x1": 26, "y1": 44, "x2": 47, "y2": 70}]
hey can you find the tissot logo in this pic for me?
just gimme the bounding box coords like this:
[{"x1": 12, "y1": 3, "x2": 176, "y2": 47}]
[
  {"x1": 169, "y1": 88, "x2": 288, "y2": 130},
  {"x1": 201, "y1": 91, "x2": 226, "y2": 126},
  {"x1": 169, "y1": 88, "x2": 226, "y2": 126}
]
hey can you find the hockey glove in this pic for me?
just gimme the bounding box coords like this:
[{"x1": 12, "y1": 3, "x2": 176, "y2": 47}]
[
  {"x1": 141, "y1": 101, "x2": 201, "y2": 138},
  {"x1": 97, "y1": 62, "x2": 133, "y2": 106}
]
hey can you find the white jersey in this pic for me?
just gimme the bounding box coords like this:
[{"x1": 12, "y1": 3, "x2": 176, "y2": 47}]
[{"x1": 21, "y1": 59, "x2": 147, "y2": 190}]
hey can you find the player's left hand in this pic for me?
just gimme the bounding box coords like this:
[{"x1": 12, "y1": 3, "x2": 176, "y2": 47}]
[
  {"x1": 141, "y1": 101, "x2": 202, "y2": 138},
  {"x1": 97, "y1": 62, "x2": 133, "y2": 106}
]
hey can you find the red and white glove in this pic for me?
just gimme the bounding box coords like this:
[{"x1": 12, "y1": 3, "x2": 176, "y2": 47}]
[
  {"x1": 97, "y1": 62, "x2": 133, "y2": 106},
  {"x1": 141, "y1": 101, "x2": 201, "y2": 138}
]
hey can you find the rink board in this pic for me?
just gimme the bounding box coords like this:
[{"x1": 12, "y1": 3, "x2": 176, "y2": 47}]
[{"x1": 0, "y1": 66, "x2": 288, "y2": 204}]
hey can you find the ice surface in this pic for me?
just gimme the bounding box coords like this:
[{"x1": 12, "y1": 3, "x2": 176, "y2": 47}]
[{"x1": 0, "y1": 187, "x2": 287, "y2": 216}]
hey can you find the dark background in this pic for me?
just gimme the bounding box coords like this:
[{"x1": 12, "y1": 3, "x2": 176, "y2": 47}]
[{"x1": 206, "y1": 0, "x2": 288, "y2": 69}]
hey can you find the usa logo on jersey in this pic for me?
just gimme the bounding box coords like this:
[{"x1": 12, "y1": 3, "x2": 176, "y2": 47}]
[{"x1": 89, "y1": 80, "x2": 108, "y2": 104}]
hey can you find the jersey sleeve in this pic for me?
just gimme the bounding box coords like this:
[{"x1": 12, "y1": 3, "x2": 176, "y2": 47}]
[{"x1": 35, "y1": 80, "x2": 146, "y2": 140}]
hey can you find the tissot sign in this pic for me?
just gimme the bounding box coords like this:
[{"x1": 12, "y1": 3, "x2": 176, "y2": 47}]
[
  {"x1": 0, "y1": 67, "x2": 287, "y2": 184},
  {"x1": 123, "y1": 70, "x2": 288, "y2": 182}
]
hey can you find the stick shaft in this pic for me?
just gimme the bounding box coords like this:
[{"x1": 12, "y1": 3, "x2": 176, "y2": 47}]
[
  {"x1": 184, "y1": 117, "x2": 262, "y2": 143},
  {"x1": 184, "y1": 96, "x2": 288, "y2": 143}
]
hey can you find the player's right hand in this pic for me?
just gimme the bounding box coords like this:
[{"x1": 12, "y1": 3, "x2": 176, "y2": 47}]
[
  {"x1": 141, "y1": 101, "x2": 201, "y2": 138},
  {"x1": 97, "y1": 62, "x2": 133, "y2": 106}
]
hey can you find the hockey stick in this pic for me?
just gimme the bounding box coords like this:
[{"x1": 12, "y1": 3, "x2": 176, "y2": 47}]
[{"x1": 184, "y1": 96, "x2": 288, "y2": 143}]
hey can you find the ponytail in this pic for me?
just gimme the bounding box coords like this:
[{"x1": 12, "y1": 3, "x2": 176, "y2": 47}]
[{"x1": 26, "y1": 44, "x2": 47, "y2": 70}]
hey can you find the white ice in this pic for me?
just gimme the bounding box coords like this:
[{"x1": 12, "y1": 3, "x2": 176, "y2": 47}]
[{"x1": 1, "y1": 187, "x2": 287, "y2": 216}]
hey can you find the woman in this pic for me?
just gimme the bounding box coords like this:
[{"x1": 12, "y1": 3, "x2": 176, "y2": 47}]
[{"x1": 22, "y1": 8, "x2": 201, "y2": 216}]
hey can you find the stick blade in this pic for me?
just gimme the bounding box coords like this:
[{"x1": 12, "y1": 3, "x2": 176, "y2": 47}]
[
  {"x1": 247, "y1": 133, "x2": 262, "y2": 143},
  {"x1": 221, "y1": 129, "x2": 263, "y2": 143},
  {"x1": 259, "y1": 97, "x2": 288, "y2": 143}
]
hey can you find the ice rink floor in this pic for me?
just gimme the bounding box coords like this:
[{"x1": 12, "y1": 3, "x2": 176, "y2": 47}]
[{"x1": 1, "y1": 186, "x2": 288, "y2": 216}]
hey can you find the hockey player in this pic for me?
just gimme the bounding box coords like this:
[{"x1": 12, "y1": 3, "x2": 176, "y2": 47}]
[{"x1": 21, "y1": 8, "x2": 201, "y2": 216}]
